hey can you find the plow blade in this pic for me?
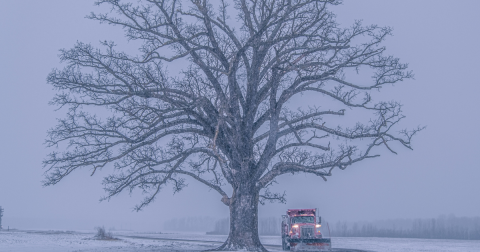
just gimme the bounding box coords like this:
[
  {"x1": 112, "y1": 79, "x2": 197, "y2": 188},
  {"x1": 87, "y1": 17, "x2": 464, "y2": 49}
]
[{"x1": 288, "y1": 238, "x2": 332, "y2": 251}]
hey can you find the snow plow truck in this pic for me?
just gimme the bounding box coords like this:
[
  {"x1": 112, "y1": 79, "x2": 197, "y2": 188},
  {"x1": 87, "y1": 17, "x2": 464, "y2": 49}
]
[{"x1": 281, "y1": 209, "x2": 331, "y2": 251}]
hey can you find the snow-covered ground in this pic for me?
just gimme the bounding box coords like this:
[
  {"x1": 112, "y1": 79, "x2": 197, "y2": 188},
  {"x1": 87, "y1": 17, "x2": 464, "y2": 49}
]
[
  {"x1": 1, "y1": 230, "x2": 479, "y2": 252},
  {"x1": 331, "y1": 237, "x2": 480, "y2": 252},
  {"x1": 0, "y1": 230, "x2": 218, "y2": 252}
]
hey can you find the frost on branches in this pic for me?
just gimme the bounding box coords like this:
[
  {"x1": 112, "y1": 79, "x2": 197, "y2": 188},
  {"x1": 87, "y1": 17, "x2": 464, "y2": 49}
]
[{"x1": 44, "y1": 0, "x2": 422, "y2": 251}]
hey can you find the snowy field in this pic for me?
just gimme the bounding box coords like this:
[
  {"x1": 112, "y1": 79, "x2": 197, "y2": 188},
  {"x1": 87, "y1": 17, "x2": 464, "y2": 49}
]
[{"x1": 1, "y1": 230, "x2": 479, "y2": 252}]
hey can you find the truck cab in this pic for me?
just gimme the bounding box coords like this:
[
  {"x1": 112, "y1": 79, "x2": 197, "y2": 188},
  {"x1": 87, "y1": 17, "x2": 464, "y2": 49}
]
[{"x1": 281, "y1": 208, "x2": 331, "y2": 251}]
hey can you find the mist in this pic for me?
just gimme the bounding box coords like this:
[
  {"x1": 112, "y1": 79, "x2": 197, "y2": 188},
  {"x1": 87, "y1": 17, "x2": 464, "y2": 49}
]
[{"x1": 1, "y1": 0, "x2": 479, "y2": 236}]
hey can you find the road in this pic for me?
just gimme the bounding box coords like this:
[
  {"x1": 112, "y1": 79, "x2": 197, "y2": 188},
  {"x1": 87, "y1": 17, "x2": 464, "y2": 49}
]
[{"x1": 118, "y1": 234, "x2": 373, "y2": 252}]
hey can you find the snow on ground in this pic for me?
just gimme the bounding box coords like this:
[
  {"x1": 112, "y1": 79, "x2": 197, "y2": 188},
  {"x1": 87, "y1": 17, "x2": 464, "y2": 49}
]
[
  {"x1": 332, "y1": 236, "x2": 480, "y2": 252},
  {"x1": 119, "y1": 232, "x2": 480, "y2": 252},
  {"x1": 1, "y1": 230, "x2": 480, "y2": 252},
  {"x1": 0, "y1": 230, "x2": 218, "y2": 252}
]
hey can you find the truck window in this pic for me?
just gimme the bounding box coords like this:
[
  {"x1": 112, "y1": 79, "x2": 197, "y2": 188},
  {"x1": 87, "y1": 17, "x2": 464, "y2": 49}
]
[{"x1": 292, "y1": 216, "x2": 314, "y2": 223}]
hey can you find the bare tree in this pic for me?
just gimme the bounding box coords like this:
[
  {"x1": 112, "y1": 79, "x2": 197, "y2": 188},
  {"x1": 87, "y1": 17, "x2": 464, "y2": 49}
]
[{"x1": 44, "y1": 0, "x2": 422, "y2": 250}]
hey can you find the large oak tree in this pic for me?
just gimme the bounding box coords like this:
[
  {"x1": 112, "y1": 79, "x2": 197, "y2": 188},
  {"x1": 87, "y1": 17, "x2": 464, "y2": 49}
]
[{"x1": 44, "y1": 0, "x2": 421, "y2": 250}]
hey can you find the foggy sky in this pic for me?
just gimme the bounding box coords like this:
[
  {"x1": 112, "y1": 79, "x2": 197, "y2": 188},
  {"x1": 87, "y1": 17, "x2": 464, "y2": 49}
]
[{"x1": 1, "y1": 0, "x2": 479, "y2": 231}]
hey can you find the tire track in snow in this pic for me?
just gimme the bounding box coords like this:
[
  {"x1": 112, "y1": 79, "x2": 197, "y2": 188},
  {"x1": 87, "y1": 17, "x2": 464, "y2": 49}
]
[{"x1": 117, "y1": 235, "x2": 373, "y2": 252}]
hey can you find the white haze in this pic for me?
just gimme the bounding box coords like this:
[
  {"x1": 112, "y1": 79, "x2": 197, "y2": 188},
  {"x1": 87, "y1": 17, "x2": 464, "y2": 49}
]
[{"x1": 0, "y1": 0, "x2": 479, "y2": 232}]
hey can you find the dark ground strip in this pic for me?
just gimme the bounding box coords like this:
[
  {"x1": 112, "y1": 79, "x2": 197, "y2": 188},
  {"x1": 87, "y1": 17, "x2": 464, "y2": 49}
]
[{"x1": 118, "y1": 235, "x2": 373, "y2": 252}]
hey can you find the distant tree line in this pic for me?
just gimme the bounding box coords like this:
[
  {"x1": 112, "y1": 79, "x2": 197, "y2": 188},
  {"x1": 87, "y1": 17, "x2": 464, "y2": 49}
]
[
  {"x1": 331, "y1": 215, "x2": 480, "y2": 240},
  {"x1": 164, "y1": 216, "x2": 283, "y2": 235},
  {"x1": 163, "y1": 216, "x2": 216, "y2": 232},
  {"x1": 207, "y1": 217, "x2": 281, "y2": 236},
  {"x1": 258, "y1": 217, "x2": 282, "y2": 236},
  {"x1": 165, "y1": 215, "x2": 480, "y2": 240},
  {"x1": 0, "y1": 206, "x2": 3, "y2": 229},
  {"x1": 206, "y1": 218, "x2": 230, "y2": 235}
]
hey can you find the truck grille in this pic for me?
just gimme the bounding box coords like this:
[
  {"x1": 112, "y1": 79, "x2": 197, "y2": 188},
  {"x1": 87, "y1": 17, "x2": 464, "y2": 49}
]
[{"x1": 301, "y1": 226, "x2": 314, "y2": 238}]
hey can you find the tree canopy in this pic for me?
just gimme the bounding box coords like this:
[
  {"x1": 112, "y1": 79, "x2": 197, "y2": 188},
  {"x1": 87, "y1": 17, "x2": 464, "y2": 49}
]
[{"x1": 44, "y1": 0, "x2": 422, "y2": 250}]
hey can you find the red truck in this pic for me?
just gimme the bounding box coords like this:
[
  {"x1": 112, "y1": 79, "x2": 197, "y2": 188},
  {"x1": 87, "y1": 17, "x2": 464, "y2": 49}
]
[{"x1": 281, "y1": 209, "x2": 331, "y2": 251}]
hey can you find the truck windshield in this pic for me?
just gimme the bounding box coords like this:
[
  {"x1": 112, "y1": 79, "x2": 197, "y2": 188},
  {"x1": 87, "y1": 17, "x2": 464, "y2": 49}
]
[{"x1": 292, "y1": 216, "x2": 314, "y2": 223}]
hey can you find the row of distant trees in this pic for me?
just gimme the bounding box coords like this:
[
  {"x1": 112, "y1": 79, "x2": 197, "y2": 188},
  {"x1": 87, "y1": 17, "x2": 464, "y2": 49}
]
[
  {"x1": 164, "y1": 216, "x2": 282, "y2": 235},
  {"x1": 207, "y1": 217, "x2": 281, "y2": 236},
  {"x1": 164, "y1": 215, "x2": 480, "y2": 240},
  {"x1": 163, "y1": 216, "x2": 216, "y2": 232},
  {"x1": 0, "y1": 206, "x2": 3, "y2": 229},
  {"x1": 331, "y1": 215, "x2": 480, "y2": 240}
]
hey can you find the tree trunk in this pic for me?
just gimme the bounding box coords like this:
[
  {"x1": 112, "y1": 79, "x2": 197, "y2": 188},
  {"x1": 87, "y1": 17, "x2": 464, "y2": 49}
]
[{"x1": 213, "y1": 182, "x2": 267, "y2": 252}]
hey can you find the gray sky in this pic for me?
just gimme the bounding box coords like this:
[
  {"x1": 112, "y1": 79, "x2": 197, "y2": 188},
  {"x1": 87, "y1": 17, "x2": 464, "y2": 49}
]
[{"x1": 0, "y1": 0, "x2": 479, "y2": 231}]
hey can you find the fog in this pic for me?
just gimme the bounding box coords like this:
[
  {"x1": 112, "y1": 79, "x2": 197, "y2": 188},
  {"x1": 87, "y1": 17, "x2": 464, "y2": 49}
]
[{"x1": 0, "y1": 0, "x2": 479, "y2": 232}]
